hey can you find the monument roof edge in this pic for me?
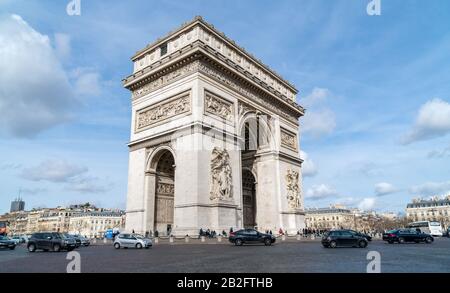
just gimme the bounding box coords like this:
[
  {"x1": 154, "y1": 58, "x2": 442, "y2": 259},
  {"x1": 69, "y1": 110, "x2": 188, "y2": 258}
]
[{"x1": 131, "y1": 16, "x2": 299, "y2": 94}]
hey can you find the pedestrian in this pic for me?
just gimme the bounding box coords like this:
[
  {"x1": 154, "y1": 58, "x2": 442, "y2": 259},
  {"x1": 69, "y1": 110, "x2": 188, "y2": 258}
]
[
  {"x1": 154, "y1": 230, "x2": 159, "y2": 238},
  {"x1": 229, "y1": 227, "x2": 233, "y2": 234},
  {"x1": 132, "y1": 229, "x2": 135, "y2": 234}
]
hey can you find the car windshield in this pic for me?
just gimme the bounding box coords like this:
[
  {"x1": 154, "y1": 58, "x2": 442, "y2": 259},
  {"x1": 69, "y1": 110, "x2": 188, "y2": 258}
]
[
  {"x1": 387, "y1": 230, "x2": 397, "y2": 233},
  {"x1": 133, "y1": 234, "x2": 144, "y2": 239}
]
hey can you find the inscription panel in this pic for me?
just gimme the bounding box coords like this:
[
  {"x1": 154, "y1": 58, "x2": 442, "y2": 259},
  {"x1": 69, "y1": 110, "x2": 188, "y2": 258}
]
[{"x1": 280, "y1": 128, "x2": 298, "y2": 151}]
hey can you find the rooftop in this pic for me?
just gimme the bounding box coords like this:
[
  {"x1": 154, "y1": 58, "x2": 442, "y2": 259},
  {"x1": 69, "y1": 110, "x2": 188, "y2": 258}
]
[{"x1": 131, "y1": 16, "x2": 298, "y2": 93}]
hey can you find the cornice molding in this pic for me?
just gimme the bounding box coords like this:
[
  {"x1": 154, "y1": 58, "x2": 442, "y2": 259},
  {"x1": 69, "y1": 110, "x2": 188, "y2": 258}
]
[{"x1": 130, "y1": 16, "x2": 298, "y2": 95}]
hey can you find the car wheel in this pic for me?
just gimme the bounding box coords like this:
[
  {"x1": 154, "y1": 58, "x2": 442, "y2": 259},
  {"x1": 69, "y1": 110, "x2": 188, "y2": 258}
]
[
  {"x1": 358, "y1": 240, "x2": 368, "y2": 248},
  {"x1": 425, "y1": 237, "x2": 433, "y2": 244},
  {"x1": 264, "y1": 238, "x2": 272, "y2": 246},
  {"x1": 43, "y1": 249, "x2": 49, "y2": 252},
  {"x1": 398, "y1": 237, "x2": 405, "y2": 244},
  {"x1": 388, "y1": 240, "x2": 394, "y2": 244},
  {"x1": 235, "y1": 239, "x2": 243, "y2": 246},
  {"x1": 28, "y1": 244, "x2": 36, "y2": 252},
  {"x1": 114, "y1": 243, "x2": 120, "y2": 249},
  {"x1": 67, "y1": 247, "x2": 74, "y2": 252},
  {"x1": 9, "y1": 246, "x2": 16, "y2": 250},
  {"x1": 136, "y1": 243, "x2": 143, "y2": 249},
  {"x1": 329, "y1": 240, "x2": 337, "y2": 248},
  {"x1": 53, "y1": 244, "x2": 61, "y2": 252}
]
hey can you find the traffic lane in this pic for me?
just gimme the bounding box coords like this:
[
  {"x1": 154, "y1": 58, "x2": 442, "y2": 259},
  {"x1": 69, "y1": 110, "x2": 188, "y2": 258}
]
[
  {"x1": 0, "y1": 244, "x2": 29, "y2": 263},
  {"x1": 0, "y1": 238, "x2": 449, "y2": 273}
]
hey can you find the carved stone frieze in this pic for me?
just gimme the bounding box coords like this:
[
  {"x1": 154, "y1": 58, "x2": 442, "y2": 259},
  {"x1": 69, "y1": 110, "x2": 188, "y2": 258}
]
[
  {"x1": 210, "y1": 147, "x2": 233, "y2": 201},
  {"x1": 204, "y1": 91, "x2": 234, "y2": 122},
  {"x1": 132, "y1": 61, "x2": 200, "y2": 100},
  {"x1": 135, "y1": 92, "x2": 191, "y2": 131},
  {"x1": 286, "y1": 169, "x2": 301, "y2": 209}
]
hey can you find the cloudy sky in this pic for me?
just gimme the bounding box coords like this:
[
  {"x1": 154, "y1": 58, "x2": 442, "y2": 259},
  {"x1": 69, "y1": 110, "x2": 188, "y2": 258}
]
[{"x1": 1, "y1": 0, "x2": 449, "y2": 214}]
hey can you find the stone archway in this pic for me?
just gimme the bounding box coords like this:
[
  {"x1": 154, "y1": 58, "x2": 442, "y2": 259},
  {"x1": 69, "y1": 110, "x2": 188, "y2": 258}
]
[
  {"x1": 242, "y1": 169, "x2": 256, "y2": 228},
  {"x1": 153, "y1": 150, "x2": 175, "y2": 235},
  {"x1": 239, "y1": 113, "x2": 274, "y2": 230}
]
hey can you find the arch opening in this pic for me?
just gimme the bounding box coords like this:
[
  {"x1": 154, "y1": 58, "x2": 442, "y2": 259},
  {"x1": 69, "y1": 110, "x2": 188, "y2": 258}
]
[{"x1": 153, "y1": 150, "x2": 175, "y2": 236}]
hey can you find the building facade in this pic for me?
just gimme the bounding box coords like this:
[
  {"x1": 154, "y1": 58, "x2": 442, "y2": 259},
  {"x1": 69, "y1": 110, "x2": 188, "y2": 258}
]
[
  {"x1": 0, "y1": 205, "x2": 125, "y2": 237},
  {"x1": 123, "y1": 17, "x2": 305, "y2": 236},
  {"x1": 305, "y1": 205, "x2": 356, "y2": 230},
  {"x1": 406, "y1": 196, "x2": 450, "y2": 228},
  {"x1": 69, "y1": 211, "x2": 125, "y2": 238}
]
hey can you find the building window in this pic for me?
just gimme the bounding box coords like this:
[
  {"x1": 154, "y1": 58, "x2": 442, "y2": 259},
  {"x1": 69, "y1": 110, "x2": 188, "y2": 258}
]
[{"x1": 160, "y1": 43, "x2": 168, "y2": 56}]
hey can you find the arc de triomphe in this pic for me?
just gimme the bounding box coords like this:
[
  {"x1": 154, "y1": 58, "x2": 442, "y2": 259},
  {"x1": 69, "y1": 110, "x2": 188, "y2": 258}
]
[{"x1": 122, "y1": 17, "x2": 305, "y2": 236}]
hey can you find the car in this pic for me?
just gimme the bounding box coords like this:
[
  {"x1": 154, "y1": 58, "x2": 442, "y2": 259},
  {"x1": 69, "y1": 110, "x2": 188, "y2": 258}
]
[
  {"x1": 228, "y1": 229, "x2": 276, "y2": 246},
  {"x1": 0, "y1": 235, "x2": 16, "y2": 250},
  {"x1": 382, "y1": 229, "x2": 434, "y2": 244},
  {"x1": 64, "y1": 233, "x2": 81, "y2": 247},
  {"x1": 27, "y1": 232, "x2": 77, "y2": 252},
  {"x1": 72, "y1": 235, "x2": 90, "y2": 246},
  {"x1": 321, "y1": 229, "x2": 369, "y2": 248},
  {"x1": 113, "y1": 233, "x2": 152, "y2": 249},
  {"x1": 11, "y1": 235, "x2": 27, "y2": 244}
]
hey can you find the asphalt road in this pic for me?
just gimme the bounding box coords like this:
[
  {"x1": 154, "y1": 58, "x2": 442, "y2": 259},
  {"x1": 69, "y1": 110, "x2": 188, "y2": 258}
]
[{"x1": 1, "y1": 238, "x2": 450, "y2": 273}]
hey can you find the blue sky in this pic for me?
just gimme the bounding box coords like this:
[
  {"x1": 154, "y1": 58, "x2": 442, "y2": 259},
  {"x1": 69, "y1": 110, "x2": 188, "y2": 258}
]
[{"x1": 1, "y1": 0, "x2": 450, "y2": 214}]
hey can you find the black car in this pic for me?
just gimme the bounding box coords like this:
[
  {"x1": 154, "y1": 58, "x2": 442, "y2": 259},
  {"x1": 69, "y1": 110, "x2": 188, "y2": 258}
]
[
  {"x1": 321, "y1": 229, "x2": 369, "y2": 248},
  {"x1": 0, "y1": 235, "x2": 16, "y2": 250},
  {"x1": 64, "y1": 233, "x2": 81, "y2": 247},
  {"x1": 228, "y1": 229, "x2": 276, "y2": 246},
  {"x1": 382, "y1": 229, "x2": 434, "y2": 244},
  {"x1": 27, "y1": 232, "x2": 77, "y2": 252}
]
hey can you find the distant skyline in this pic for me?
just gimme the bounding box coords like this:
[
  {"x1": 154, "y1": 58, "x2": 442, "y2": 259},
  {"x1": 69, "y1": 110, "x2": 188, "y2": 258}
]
[{"x1": 1, "y1": 0, "x2": 450, "y2": 214}]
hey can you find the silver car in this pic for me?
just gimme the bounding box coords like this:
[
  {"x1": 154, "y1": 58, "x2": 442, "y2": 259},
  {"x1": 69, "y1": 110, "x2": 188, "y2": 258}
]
[{"x1": 113, "y1": 233, "x2": 152, "y2": 249}]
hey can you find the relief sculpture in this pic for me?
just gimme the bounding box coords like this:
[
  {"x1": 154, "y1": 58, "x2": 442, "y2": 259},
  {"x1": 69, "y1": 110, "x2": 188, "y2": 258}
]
[
  {"x1": 210, "y1": 147, "x2": 233, "y2": 201},
  {"x1": 286, "y1": 169, "x2": 301, "y2": 209}
]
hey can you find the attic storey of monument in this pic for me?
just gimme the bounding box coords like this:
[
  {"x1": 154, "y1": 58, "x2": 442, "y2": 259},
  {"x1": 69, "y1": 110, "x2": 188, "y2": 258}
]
[{"x1": 122, "y1": 16, "x2": 305, "y2": 236}]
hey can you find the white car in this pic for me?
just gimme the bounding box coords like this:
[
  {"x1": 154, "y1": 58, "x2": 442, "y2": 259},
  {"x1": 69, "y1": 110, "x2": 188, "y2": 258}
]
[{"x1": 113, "y1": 233, "x2": 152, "y2": 249}]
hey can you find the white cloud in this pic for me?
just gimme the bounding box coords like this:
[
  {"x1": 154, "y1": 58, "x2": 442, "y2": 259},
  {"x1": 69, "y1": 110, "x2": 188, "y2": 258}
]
[
  {"x1": 65, "y1": 176, "x2": 110, "y2": 194},
  {"x1": 402, "y1": 98, "x2": 450, "y2": 144},
  {"x1": 21, "y1": 159, "x2": 88, "y2": 183},
  {"x1": 427, "y1": 145, "x2": 450, "y2": 159},
  {"x1": 302, "y1": 87, "x2": 330, "y2": 108},
  {"x1": 301, "y1": 87, "x2": 336, "y2": 137},
  {"x1": 409, "y1": 180, "x2": 450, "y2": 196},
  {"x1": 300, "y1": 151, "x2": 318, "y2": 177},
  {"x1": 358, "y1": 198, "x2": 377, "y2": 211},
  {"x1": 375, "y1": 182, "x2": 398, "y2": 196},
  {"x1": 72, "y1": 69, "x2": 102, "y2": 97},
  {"x1": 54, "y1": 33, "x2": 71, "y2": 60},
  {"x1": 306, "y1": 184, "x2": 337, "y2": 200},
  {"x1": 302, "y1": 109, "x2": 336, "y2": 137},
  {"x1": 0, "y1": 14, "x2": 77, "y2": 138}
]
